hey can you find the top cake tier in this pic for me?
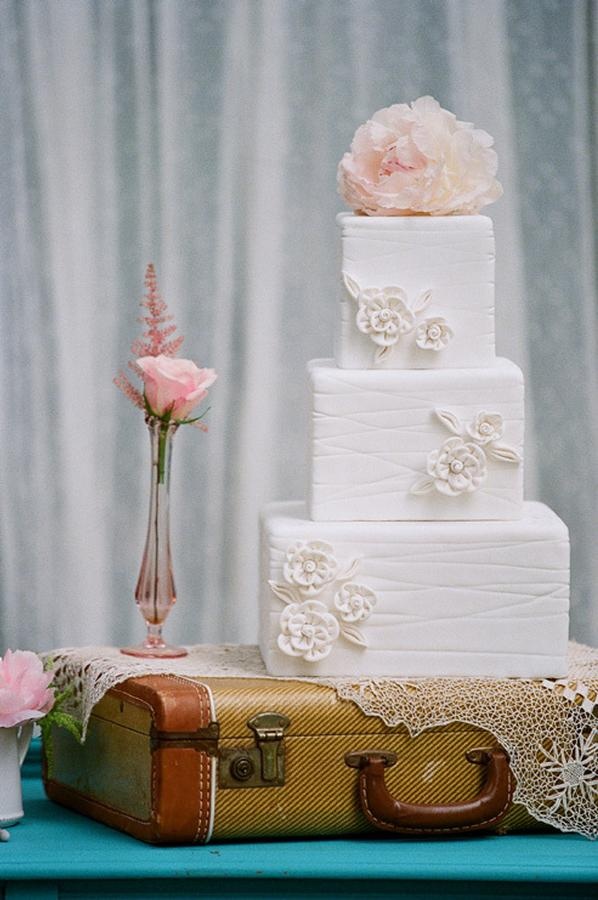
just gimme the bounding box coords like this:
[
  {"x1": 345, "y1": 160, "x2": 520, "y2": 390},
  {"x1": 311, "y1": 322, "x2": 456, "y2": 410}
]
[{"x1": 335, "y1": 213, "x2": 495, "y2": 370}]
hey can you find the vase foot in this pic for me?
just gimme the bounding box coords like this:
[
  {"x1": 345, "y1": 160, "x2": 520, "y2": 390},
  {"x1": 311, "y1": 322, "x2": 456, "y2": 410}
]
[{"x1": 120, "y1": 644, "x2": 188, "y2": 659}]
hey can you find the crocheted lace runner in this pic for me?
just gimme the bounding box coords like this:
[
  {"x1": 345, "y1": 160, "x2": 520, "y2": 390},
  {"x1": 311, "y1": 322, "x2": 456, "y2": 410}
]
[{"x1": 46, "y1": 642, "x2": 598, "y2": 839}]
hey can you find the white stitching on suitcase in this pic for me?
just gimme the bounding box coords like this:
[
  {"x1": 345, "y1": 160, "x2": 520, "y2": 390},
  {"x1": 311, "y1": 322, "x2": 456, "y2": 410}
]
[
  {"x1": 160, "y1": 676, "x2": 212, "y2": 843},
  {"x1": 114, "y1": 679, "x2": 213, "y2": 841}
]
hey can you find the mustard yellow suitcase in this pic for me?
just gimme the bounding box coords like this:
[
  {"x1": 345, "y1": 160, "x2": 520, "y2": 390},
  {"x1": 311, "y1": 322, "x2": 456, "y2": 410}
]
[{"x1": 43, "y1": 672, "x2": 543, "y2": 843}]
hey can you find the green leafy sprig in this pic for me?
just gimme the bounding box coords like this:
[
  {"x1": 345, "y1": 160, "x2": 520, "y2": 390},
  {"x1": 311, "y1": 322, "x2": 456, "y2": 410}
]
[{"x1": 39, "y1": 659, "x2": 83, "y2": 777}]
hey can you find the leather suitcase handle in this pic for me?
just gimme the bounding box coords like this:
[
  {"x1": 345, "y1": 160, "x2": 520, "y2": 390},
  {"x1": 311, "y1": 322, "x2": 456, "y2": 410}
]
[{"x1": 345, "y1": 747, "x2": 514, "y2": 835}]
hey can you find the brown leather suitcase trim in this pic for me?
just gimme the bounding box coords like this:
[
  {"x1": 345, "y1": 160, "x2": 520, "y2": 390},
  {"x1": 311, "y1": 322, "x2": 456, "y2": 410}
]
[{"x1": 44, "y1": 674, "x2": 216, "y2": 845}]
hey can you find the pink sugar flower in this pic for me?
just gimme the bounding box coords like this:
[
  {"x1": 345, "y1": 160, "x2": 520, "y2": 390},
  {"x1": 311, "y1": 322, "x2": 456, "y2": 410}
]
[{"x1": 0, "y1": 650, "x2": 54, "y2": 729}]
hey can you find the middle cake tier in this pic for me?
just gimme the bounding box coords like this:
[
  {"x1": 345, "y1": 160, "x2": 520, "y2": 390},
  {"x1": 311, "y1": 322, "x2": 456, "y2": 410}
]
[{"x1": 308, "y1": 357, "x2": 524, "y2": 521}]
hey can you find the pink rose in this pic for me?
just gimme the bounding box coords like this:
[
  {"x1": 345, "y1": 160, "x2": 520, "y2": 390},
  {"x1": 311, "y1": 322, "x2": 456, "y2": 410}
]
[
  {"x1": 337, "y1": 96, "x2": 502, "y2": 216},
  {"x1": 137, "y1": 355, "x2": 217, "y2": 421},
  {"x1": 0, "y1": 649, "x2": 54, "y2": 728}
]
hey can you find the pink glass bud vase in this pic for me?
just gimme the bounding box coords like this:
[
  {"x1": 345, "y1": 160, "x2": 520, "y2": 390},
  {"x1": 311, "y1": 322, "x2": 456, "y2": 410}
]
[{"x1": 121, "y1": 416, "x2": 187, "y2": 658}]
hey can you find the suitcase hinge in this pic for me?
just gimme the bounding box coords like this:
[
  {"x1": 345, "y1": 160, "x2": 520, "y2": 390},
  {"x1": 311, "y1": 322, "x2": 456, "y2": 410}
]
[{"x1": 219, "y1": 712, "x2": 290, "y2": 789}]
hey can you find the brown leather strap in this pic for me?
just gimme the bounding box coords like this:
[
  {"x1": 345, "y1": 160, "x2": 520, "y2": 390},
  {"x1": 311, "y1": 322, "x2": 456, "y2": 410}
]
[
  {"x1": 345, "y1": 747, "x2": 514, "y2": 835},
  {"x1": 112, "y1": 675, "x2": 215, "y2": 843}
]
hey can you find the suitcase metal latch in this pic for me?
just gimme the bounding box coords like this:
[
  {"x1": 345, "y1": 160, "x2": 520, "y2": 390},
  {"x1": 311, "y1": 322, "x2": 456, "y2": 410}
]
[{"x1": 219, "y1": 712, "x2": 290, "y2": 789}]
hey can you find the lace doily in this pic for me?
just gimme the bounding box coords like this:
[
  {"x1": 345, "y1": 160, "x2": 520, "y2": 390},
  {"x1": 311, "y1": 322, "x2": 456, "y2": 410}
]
[{"x1": 45, "y1": 642, "x2": 598, "y2": 839}]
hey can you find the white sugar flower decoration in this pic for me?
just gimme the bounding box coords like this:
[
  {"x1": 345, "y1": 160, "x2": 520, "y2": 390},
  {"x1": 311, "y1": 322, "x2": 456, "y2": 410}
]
[
  {"x1": 467, "y1": 411, "x2": 504, "y2": 445},
  {"x1": 270, "y1": 540, "x2": 378, "y2": 658},
  {"x1": 355, "y1": 288, "x2": 416, "y2": 348},
  {"x1": 428, "y1": 437, "x2": 487, "y2": 495},
  {"x1": 343, "y1": 273, "x2": 433, "y2": 363},
  {"x1": 412, "y1": 436, "x2": 487, "y2": 496},
  {"x1": 415, "y1": 317, "x2": 453, "y2": 352},
  {"x1": 283, "y1": 541, "x2": 338, "y2": 597},
  {"x1": 411, "y1": 407, "x2": 521, "y2": 496},
  {"x1": 334, "y1": 583, "x2": 377, "y2": 623},
  {"x1": 278, "y1": 601, "x2": 340, "y2": 662}
]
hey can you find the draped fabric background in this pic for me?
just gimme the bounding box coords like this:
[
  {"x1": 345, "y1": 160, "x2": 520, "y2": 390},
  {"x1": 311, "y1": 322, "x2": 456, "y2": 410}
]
[{"x1": 1, "y1": 0, "x2": 597, "y2": 653}]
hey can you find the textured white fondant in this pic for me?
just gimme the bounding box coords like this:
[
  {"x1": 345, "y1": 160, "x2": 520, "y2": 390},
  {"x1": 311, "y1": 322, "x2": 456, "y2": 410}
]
[
  {"x1": 335, "y1": 213, "x2": 495, "y2": 369},
  {"x1": 259, "y1": 501, "x2": 570, "y2": 678},
  {"x1": 308, "y1": 357, "x2": 524, "y2": 521}
]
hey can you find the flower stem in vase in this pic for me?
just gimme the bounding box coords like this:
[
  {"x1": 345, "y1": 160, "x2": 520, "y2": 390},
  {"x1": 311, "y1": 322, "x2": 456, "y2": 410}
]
[{"x1": 121, "y1": 416, "x2": 188, "y2": 658}]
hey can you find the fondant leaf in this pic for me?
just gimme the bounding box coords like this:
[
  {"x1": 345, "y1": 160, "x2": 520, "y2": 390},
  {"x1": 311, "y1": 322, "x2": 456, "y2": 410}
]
[
  {"x1": 375, "y1": 345, "x2": 393, "y2": 363},
  {"x1": 341, "y1": 624, "x2": 368, "y2": 648},
  {"x1": 410, "y1": 477, "x2": 435, "y2": 495},
  {"x1": 268, "y1": 581, "x2": 296, "y2": 605},
  {"x1": 342, "y1": 272, "x2": 361, "y2": 301},
  {"x1": 412, "y1": 289, "x2": 433, "y2": 315},
  {"x1": 489, "y1": 444, "x2": 522, "y2": 464},
  {"x1": 338, "y1": 558, "x2": 361, "y2": 583},
  {"x1": 435, "y1": 408, "x2": 462, "y2": 435}
]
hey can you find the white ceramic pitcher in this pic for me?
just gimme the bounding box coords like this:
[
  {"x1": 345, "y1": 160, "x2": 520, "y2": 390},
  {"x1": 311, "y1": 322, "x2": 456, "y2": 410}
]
[{"x1": 0, "y1": 722, "x2": 33, "y2": 827}]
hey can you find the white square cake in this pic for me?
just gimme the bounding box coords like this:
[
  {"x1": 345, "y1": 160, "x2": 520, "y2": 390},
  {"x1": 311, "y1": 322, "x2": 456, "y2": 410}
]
[
  {"x1": 308, "y1": 357, "x2": 524, "y2": 521},
  {"x1": 258, "y1": 98, "x2": 571, "y2": 682},
  {"x1": 336, "y1": 213, "x2": 495, "y2": 370},
  {"x1": 259, "y1": 501, "x2": 570, "y2": 678}
]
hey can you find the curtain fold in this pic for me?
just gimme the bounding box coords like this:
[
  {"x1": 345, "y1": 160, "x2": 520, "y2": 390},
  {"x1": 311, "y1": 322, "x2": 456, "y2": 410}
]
[{"x1": 0, "y1": 0, "x2": 596, "y2": 651}]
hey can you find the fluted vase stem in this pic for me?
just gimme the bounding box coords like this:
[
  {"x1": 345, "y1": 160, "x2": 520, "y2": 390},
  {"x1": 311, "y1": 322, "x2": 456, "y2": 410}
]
[{"x1": 121, "y1": 416, "x2": 187, "y2": 658}]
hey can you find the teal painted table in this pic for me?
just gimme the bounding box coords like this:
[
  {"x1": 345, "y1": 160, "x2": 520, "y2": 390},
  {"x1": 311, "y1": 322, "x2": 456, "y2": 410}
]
[{"x1": 1, "y1": 743, "x2": 597, "y2": 899}]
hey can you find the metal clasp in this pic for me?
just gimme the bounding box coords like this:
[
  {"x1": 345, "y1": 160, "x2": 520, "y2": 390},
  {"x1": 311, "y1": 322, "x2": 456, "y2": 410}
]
[
  {"x1": 219, "y1": 711, "x2": 290, "y2": 790},
  {"x1": 248, "y1": 712, "x2": 290, "y2": 783}
]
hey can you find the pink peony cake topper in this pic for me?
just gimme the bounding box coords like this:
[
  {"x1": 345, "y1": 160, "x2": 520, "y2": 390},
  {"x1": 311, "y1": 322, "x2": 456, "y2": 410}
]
[{"x1": 337, "y1": 96, "x2": 502, "y2": 217}]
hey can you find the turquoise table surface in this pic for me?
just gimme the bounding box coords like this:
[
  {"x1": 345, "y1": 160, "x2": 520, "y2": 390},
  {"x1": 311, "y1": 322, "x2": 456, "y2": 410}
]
[{"x1": 1, "y1": 743, "x2": 597, "y2": 900}]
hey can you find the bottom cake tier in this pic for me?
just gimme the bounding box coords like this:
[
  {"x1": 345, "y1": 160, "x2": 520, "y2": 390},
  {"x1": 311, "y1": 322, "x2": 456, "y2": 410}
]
[{"x1": 259, "y1": 501, "x2": 570, "y2": 678}]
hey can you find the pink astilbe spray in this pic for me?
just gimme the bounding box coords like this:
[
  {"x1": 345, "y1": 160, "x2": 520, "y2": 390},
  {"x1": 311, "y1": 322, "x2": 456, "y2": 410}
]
[
  {"x1": 131, "y1": 264, "x2": 185, "y2": 359},
  {"x1": 114, "y1": 264, "x2": 212, "y2": 431}
]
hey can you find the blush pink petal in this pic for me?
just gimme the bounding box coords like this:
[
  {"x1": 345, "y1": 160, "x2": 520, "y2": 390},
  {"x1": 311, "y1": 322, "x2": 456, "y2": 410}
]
[
  {"x1": 137, "y1": 355, "x2": 216, "y2": 420},
  {"x1": 0, "y1": 649, "x2": 55, "y2": 728},
  {"x1": 172, "y1": 388, "x2": 207, "y2": 420}
]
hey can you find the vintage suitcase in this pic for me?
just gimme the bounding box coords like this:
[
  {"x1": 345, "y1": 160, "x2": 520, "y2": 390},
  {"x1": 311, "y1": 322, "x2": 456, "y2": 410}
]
[{"x1": 43, "y1": 673, "x2": 541, "y2": 844}]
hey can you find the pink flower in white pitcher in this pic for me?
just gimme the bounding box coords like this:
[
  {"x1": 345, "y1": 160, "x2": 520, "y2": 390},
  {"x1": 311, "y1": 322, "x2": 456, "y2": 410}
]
[
  {"x1": 0, "y1": 650, "x2": 54, "y2": 729},
  {"x1": 137, "y1": 355, "x2": 217, "y2": 423}
]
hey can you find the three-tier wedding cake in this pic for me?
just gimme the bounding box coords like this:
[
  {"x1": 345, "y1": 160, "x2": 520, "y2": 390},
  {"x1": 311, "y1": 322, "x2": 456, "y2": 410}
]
[{"x1": 259, "y1": 98, "x2": 570, "y2": 678}]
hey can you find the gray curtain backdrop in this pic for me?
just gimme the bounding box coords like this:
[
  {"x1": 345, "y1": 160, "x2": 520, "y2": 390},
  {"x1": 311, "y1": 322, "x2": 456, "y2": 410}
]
[{"x1": 1, "y1": 0, "x2": 596, "y2": 653}]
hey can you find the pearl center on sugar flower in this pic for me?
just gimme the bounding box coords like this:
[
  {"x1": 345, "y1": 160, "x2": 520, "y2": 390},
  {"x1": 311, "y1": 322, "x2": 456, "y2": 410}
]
[
  {"x1": 450, "y1": 459, "x2": 465, "y2": 473},
  {"x1": 379, "y1": 309, "x2": 392, "y2": 321},
  {"x1": 480, "y1": 422, "x2": 493, "y2": 435},
  {"x1": 303, "y1": 560, "x2": 317, "y2": 574},
  {"x1": 428, "y1": 325, "x2": 441, "y2": 339}
]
